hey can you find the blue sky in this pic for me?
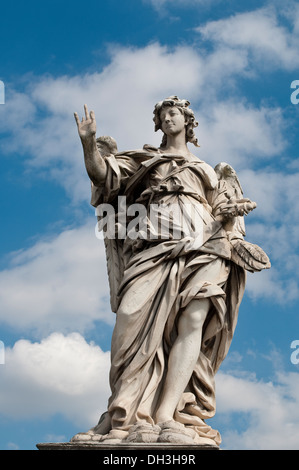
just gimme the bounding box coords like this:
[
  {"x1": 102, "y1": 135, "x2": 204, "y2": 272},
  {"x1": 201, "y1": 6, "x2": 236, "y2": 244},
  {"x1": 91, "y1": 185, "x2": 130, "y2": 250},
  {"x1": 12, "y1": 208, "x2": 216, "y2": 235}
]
[{"x1": 0, "y1": 0, "x2": 298, "y2": 450}]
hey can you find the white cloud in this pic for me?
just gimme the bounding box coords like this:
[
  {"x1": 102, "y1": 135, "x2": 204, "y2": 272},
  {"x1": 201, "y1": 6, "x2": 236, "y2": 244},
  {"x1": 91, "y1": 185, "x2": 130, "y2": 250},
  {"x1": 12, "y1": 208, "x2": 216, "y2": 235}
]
[
  {"x1": 238, "y1": 170, "x2": 299, "y2": 224},
  {"x1": 197, "y1": 6, "x2": 299, "y2": 70},
  {"x1": 216, "y1": 369, "x2": 299, "y2": 449},
  {"x1": 0, "y1": 221, "x2": 114, "y2": 336},
  {"x1": 0, "y1": 332, "x2": 110, "y2": 429},
  {"x1": 197, "y1": 101, "x2": 285, "y2": 168},
  {"x1": 7, "y1": 442, "x2": 20, "y2": 450},
  {"x1": 245, "y1": 268, "x2": 299, "y2": 303}
]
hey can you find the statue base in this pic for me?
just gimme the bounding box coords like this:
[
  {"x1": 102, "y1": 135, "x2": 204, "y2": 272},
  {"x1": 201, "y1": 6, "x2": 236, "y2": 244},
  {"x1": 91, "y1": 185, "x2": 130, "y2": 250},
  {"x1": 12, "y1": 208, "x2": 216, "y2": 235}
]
[{"x1": 37, "y1": 442, "x2": 219, "y2": 450}]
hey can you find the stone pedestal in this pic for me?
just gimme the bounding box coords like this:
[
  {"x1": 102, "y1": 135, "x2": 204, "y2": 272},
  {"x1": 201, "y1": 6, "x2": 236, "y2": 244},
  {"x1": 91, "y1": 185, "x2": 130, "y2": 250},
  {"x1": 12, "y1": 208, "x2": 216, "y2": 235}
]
[{"x1": 37, "y1": 442, "x2": 219, "y2": 451}]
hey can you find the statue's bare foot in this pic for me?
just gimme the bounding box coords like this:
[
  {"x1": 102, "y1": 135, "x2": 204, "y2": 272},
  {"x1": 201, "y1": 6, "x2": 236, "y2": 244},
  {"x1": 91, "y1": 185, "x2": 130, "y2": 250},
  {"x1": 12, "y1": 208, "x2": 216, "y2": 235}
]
[
  {"x1": 157, "y1": 420, "x2": 197, "y2": 444},
  {"x1": 157, "y1": 420, "x2": 218, "y2": 447},
  {"x1": 125, "y1": 422, "x2": 161, "y2": 443},
  {"x1": 100, "y1": 429, "x2": 128, "y2": 444}
]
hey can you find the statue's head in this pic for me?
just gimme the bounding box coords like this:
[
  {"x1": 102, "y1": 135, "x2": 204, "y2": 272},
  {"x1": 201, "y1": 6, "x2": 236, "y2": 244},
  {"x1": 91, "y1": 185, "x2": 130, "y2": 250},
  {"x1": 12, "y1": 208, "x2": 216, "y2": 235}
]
[{"x1": 153, "y1": 96, "x2": 199, "y2": 147}]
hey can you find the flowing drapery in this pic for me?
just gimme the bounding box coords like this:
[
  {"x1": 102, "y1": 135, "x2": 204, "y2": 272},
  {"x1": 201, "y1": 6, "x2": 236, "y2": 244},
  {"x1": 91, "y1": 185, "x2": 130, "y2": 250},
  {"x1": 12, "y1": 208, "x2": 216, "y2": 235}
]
[{"x1": 91, "y1": 147, "x2": 246, "y2": 445}]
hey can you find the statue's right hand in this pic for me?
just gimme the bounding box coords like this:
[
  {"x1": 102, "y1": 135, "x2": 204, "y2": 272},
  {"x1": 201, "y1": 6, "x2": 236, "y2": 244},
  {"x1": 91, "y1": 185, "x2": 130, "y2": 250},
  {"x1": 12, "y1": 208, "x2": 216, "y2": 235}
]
[{"x1": 74, "y1": 104, "x2": 97, "y2": 140}]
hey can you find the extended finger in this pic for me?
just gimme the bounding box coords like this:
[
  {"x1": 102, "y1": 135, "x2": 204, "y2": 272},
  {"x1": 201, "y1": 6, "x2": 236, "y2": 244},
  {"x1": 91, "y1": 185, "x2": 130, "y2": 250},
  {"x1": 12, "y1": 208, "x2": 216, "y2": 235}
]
[
  {"x1": 84, "y1": 104, "x2": 90, "y2": 120},
  {"x1": 74, "y1": 112, "x2": 80, "y2": 126},
  {"x1": 90, "y1": 110, "x2": 96, "y2": 121}
]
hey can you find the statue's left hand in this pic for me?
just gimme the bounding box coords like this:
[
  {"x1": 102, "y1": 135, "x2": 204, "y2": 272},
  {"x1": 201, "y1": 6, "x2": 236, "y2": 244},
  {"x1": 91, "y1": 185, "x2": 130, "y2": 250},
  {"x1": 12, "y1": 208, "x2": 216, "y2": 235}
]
[{"x1": 219, "y1": 198, "x2": 257, "y2": 219}]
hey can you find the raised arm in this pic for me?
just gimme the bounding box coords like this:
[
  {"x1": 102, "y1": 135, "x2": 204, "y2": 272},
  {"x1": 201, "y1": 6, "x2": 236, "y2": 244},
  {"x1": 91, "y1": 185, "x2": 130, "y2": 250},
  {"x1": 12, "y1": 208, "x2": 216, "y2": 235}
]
[{"x1": 74, "y1": 105, "x2": 107, "y2": 186}]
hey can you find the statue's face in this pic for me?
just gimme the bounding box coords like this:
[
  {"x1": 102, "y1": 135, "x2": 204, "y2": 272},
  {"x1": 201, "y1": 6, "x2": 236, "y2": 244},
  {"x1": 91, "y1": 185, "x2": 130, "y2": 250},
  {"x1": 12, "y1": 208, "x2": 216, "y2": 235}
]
[{"x1": 160, "y1": 106, "x2": 186, "y2": 137}]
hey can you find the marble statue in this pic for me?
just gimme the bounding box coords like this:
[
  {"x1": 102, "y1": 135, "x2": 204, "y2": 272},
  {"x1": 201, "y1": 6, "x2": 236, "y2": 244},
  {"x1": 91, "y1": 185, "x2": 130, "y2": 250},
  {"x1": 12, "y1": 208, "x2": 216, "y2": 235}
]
[{"x1": 71, "y1": 96, "x2": 270, "y2": 447}]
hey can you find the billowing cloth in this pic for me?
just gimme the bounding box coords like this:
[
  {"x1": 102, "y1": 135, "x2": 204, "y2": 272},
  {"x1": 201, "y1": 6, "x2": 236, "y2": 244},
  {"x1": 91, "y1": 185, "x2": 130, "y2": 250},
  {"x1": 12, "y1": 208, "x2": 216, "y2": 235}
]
[{"x1": 91, "y1": 146, "x2": 246, "y2": 445}]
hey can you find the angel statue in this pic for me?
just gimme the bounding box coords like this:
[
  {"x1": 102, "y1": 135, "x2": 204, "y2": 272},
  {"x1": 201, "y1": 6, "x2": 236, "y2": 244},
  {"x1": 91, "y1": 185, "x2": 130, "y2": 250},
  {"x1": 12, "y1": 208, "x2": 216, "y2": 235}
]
[{"x1": 71, "y1": 96, "x2": 270, "y2": 447}]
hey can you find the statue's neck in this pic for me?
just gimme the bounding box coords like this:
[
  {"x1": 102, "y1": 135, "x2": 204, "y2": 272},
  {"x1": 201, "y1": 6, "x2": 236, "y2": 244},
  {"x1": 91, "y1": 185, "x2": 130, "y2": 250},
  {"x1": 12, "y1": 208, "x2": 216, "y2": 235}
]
[{"x1": 162, "y1": 134, "x2": 189, "y2": 157}]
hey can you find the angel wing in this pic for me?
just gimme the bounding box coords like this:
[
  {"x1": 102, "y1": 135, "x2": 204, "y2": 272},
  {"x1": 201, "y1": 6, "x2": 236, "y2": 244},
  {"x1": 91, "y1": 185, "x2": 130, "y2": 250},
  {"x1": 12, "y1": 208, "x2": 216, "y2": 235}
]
[
  {"x1": 92, "y1": 136, "x2": 125, "y2": 313},
  {"x1": 215, "y1": 162, "x2": 271, "y2": 273},
  {"x1": 214, "y1": 162, "x2": 246, "y2": 237},
  {"x1": 229, "y1": 237, "x2": 271, "y2": 272},
  {"x1": 96, "y1": 135, "x2": 118, "y2": 156}
]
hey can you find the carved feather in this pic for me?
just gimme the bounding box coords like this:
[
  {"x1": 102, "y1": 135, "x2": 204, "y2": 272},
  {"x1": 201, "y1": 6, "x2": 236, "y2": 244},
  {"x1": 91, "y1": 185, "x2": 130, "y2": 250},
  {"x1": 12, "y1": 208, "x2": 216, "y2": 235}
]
[{"x1": 230, "y1": 238, "x2": 271, "y2": 272}]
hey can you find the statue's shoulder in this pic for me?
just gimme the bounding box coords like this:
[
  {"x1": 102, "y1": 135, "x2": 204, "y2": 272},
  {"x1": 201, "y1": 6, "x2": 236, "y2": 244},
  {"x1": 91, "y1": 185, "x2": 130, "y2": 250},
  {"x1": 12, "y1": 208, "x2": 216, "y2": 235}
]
[
  {"x1": 188, "y1": 154, "x2": 219, "y2": 189},
  {"x1": 95, "y1": 137, "x2": 158, "y2": 161},
  {"x1": 116, "y1": 144, "x2": 160, "y2": 159}
]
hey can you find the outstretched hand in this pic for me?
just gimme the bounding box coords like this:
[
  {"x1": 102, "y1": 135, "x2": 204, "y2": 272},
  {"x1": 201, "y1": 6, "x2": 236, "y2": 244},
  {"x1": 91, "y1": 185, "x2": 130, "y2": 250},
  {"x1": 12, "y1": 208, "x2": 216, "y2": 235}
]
[{"x1": 74, "y1": 104, "x2": 97, "y2": 140}]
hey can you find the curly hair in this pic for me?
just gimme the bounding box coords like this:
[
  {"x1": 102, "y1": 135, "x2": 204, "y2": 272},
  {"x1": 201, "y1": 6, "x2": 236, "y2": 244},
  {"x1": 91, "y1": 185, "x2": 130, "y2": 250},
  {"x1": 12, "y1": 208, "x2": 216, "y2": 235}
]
[{"x1": 153, "y1": 95, "x2": 199, "y2": 148}]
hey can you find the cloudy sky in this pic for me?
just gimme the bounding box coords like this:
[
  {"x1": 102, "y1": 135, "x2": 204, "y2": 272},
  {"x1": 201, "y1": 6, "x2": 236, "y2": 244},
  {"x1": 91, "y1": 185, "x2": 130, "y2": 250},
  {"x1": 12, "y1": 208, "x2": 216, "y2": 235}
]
[{"x1": 0, "y1": 0, "x2": 299, "y2": 450}]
